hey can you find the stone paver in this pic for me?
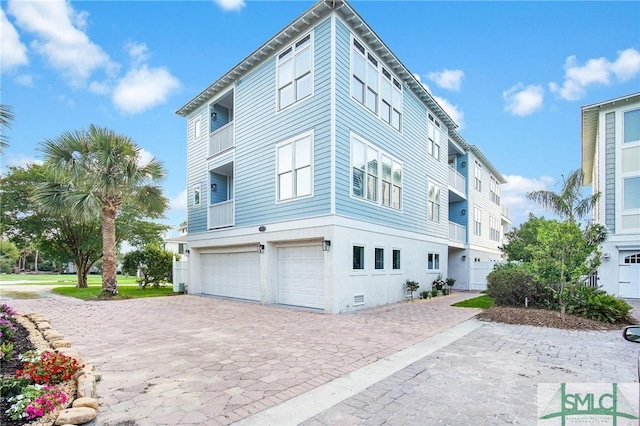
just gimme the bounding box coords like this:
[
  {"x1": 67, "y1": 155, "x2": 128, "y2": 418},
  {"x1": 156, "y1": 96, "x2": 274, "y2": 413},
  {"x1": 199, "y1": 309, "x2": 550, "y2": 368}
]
[
  {"x1": 303, "y1": 308, "x2": 640, "y2": 426},
  {"x1": 3, "y1": 289, "x2": 481, "y2": 425}
]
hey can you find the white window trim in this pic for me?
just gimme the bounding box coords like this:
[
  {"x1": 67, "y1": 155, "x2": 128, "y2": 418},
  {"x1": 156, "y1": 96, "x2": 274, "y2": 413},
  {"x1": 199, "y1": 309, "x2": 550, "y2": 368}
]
[
  {"x1": 194, "y1": 118, "x2": 201, "y2": 139},
  {"x1": 351, "y1": 243, "x2": 367, "y2": 274},
  {"x1": 427, "y1": 114, "x2": 441, "y2": 161},
  {"x1": 490, "y1": 176, "x2": 500, "y2": 205},
  {"x1": 427, "y1": 180, "x2": 441, "y2": 223},
  {"x1": 373, "y1": 246, "x2": 386, "y2": 273},
  {"x1": 623, "y1": 107, "x2": 640, "y2": 145},
  {"x1": 474, "y1": 161, "x2": 482, "y2": 192},
  {"x1": 427, "y1": 252, "x2": 441, "y2": 271},
  {"x1": 275, "y1": 130, "x2": 314, "y2": 204},
  {"x1": 275, "y1": 32, "x2": 314, "y2": 113},
  {"x1": 489, "y1": 215, "x2": 500, "y2": 242},
  {"x1": 391, "y1": 247, "x2": 402, "y2": 274},
  {"x1": 193, "y1": 183, "x2": 201, "y2": 207},
  {"x1": 350, "y1": 34, "x2": 403, "y2": 133},
  {"x1": 474, "y1": 205, "x2": 482, "y2": 236},
  {"x1": 350, "y1": 133, "x2": 403, "y2": 211}
]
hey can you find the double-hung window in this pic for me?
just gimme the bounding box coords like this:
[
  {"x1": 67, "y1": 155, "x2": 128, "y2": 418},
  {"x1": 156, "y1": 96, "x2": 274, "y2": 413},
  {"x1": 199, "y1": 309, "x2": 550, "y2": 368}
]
[
  {"x1": 490, "y1": 216, "x2": 500, "y2": 241},
  {"x1": 277, "y1": 132, "x2": 312, "y2": 201},
  {"x1": 353, "y1": 245, "x2": 365, "y2": 270},
  {"x1": 427, "y1": 253, "x2": 440, "y2": 270},
  {"x1": 474, "y1": 161, "x2": 482, "y2": 192},
  {"x1": 374, "y1": 248, "x2": 384, "y2": 270},
  {"x1": 277, "y1": 34, "x2": 312, "y2": 110},
  {"x1": 351, "y1": 135, "x2": 402, "y2": 209},
  {"x1": 474, "y1": 206, "x2": 482, "y2": 236},
  {"x1": 352, "y1": 38, "x2": 402, "y2": 131},
  {"x1": 490, "y1": 176, "x2": 500, "y2": 205},
  {"x1": 427, "y1": 114, "x2": 440, "y2": 160},
  {"x1": 428, "y1": 181, "x2": 441, "y2": 222},
  {"x1": 392, "y1": 249, "x2": 401, "y2": 270}
]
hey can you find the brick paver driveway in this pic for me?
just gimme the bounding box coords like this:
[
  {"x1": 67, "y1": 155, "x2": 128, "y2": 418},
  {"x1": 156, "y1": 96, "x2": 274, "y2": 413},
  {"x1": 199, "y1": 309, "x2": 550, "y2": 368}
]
[{"x1": 4, "y1": 291, "x2": 481, "y2": 425}]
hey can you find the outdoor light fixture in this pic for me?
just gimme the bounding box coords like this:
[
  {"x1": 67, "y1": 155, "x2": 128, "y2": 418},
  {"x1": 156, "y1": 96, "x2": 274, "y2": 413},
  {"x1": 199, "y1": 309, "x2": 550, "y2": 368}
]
[
  {"x1": 258, "y1": 226, "x2": 266, "y2": 232},
  {"x1": 257, "y1": 244, "x2": 265, "y2": 253},
  {"x1": 461, "y1": 209, "x2": 466, "y2": 215},
  {"x1": 461, "y1": 161, "x2": 467, "y2": 168},
  {"x1": 462, "y1": 255, "x2": 466, "y2": 261},
  {"x1": 322, "y1": 240, "x2": 331, "y2": 251},
  {"x1": 211, "y1": 183, "x2": 217, "y2": 192},
  {"x1": 211, "y1": 111, "x2": 217, "y2": 120}
]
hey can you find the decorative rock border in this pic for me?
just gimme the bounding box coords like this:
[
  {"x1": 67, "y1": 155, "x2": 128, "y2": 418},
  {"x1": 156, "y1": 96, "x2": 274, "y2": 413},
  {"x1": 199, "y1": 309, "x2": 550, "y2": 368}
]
[{"x1": 18, "y1": 314, "x2": 102, "y2": 426}]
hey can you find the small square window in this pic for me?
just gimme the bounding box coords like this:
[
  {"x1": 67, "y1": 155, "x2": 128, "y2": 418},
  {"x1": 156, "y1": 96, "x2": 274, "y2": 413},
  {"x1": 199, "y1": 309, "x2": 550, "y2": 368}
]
[
  {"x1": 392, "y1": 250, "x2": 401, "y2": 270},
  {"x1": 375, "y1": 248, "x2": 384, "y2": 270},
  {"x1": 353, "y1": 246, "x2": 364, "y2": 270}
]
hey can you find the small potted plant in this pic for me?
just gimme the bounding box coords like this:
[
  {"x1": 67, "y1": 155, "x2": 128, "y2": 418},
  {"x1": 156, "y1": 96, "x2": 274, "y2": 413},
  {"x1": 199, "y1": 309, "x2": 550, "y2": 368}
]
[
  {"x1": 405, "y1": 280, "x2": 420, "y2": 300},
  {"x1": 446, "y1": 277, "x2": 456, "y2": 289},
  {"x1": 432, "y1": 274, "x2": 445, "y2": 291}
]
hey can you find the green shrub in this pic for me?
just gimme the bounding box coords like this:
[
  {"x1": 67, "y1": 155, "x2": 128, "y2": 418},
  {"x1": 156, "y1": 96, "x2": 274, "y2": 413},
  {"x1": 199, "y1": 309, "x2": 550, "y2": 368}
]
[
  {"x1": 486, "y1": 264, "x2": 551, "y2": 307},
  {"x1": 420, "y1": 290, "x2": 430, "y2": 299},
  {"x1": 566, "y1": 286, "x2": 633, "y2": 323}
]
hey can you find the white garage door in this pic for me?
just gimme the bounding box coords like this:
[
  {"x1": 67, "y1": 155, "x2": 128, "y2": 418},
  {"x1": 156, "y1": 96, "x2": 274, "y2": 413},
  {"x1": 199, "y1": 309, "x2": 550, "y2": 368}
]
[
  {"x1": 201, "y1": 251, "x2": 260, "y2": 301},
  {"x1": 620, "y1": 252, "x2": 640, "y2": 299},
  {"x1": 278, "y1": 245, "x2": 324, "y2": 309}
]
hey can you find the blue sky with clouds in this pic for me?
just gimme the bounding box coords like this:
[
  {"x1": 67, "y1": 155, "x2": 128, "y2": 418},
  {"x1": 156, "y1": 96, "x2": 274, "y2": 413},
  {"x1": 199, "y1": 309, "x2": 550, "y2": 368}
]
[{"x1": 2, "y1": 0, "x2": 639, "y2": 231}]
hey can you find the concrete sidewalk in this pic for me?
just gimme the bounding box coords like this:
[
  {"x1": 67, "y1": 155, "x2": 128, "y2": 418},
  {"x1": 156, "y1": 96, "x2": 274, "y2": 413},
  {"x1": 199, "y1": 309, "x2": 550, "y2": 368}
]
[{"x1": 5, "y1": 290, "x2": 482, "y2": 425}]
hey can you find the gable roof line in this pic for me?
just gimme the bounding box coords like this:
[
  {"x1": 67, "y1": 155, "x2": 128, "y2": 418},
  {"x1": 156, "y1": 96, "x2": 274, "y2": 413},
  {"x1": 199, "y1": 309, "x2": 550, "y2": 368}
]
[{"x1": 176, "y1": 0, "x2": 457, "y2": 130}]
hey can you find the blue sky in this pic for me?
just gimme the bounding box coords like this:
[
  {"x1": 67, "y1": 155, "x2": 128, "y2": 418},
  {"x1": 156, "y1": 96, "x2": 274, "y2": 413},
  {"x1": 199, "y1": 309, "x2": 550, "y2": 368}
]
[{"x1": 1, "y1": 0, "x2": 639, "y2": 231}]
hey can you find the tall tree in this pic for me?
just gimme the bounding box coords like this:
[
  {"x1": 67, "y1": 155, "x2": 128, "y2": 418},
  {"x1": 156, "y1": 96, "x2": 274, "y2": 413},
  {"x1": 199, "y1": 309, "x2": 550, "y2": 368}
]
[
  {"x1": 526, "y1": 168, "x2": 600, "y2": 222},
  {"x1": 0, "y1": 103, "x2": 14, "y2": 154},
  {"x1": 39, "y1": 125, "x2": 168, "y2": 295}
]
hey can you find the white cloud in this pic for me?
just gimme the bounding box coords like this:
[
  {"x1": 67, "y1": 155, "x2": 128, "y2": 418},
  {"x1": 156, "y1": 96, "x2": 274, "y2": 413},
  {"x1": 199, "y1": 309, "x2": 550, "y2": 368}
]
[
  {"x1": 427, "y1": 69, "x2": 464, "y2": 92},
  {"x1": 213, "y1": 0, "x2": 246, "y2": 12},
  {"x1": 0, "y1": 7, "x2": 28, "y2": 72},
  {"x1": 112, "y1": 65, "x2": 181, "y2": 114},
  {"x1": 549, "y1": 48, "x2": 640, "y2": 101},
  {"x1": 501, "y1": 174, "x2": 556, "y2": 226},
  {"x1": 137, "y1": 148, "x2": 155, "y2": 166},
  {"x1": 2, "y1": 153, "x2": 43, "y2": 169},
  {"x1": 7, "y1": 0, "x2": 114, "y2": 87},
  {"x1": 169, "y1": 189, "x2": 187, "y2": 212},
  {"x1": 503, "y1": 83, "x2": 544, "y2": 116},
  {"x1": 125, "y1": 41, "x2": 150, "y2": 66},
  {"x1": 15, "y1": 74, "x2": 34, "y2": 87},
  {"x1": 414, "y1": 74, "x2": 465, "y2": 129},
  {"x1": 433, "y1": 96, "x2": 465, "y2": 129}
]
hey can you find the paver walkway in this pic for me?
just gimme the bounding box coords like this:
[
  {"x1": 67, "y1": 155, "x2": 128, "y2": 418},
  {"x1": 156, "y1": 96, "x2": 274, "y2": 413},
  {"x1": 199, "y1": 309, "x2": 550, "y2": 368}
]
[
  {"x1": 3, "y1": 290, "x2": 481, "y2": 425},
  {"x1": 302, "y1": 321, "x2": 639, "y2": 425}
]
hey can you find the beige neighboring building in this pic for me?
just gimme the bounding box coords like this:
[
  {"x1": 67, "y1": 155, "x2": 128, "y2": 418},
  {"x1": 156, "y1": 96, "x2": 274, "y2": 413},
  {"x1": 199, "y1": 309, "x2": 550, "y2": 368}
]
[{"x1": 581, "y1": 93, "x2": 640, "y2": 298}]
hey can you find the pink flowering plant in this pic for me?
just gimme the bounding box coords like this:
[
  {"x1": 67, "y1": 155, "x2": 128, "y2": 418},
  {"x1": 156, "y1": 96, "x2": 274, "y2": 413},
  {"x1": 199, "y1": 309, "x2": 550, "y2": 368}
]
[{"x1": 5, "y1": 384, "x2": 68, "y2": 421}]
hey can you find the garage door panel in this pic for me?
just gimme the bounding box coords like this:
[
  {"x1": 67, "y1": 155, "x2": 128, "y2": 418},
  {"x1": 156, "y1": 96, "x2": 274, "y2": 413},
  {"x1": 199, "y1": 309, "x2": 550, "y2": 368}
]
[
  {"x1": 201, "y1": 252, "x2": 260, "y2": 301},
  {"x1": 278, "y1": 245, "x2": 324, "y2": 309}
]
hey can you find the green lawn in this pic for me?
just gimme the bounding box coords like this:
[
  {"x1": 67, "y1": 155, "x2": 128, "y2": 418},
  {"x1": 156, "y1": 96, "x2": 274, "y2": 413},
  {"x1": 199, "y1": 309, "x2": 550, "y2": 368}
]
[
  {"x1": 0, "y1": 274, "x2": 138, "y2": 285},
  {"x1": 52, "y1": 285, "x2": 177, "y2": 300},
  {"x1": 451, "y1": 295, "x2": 494, "y2": 309}
]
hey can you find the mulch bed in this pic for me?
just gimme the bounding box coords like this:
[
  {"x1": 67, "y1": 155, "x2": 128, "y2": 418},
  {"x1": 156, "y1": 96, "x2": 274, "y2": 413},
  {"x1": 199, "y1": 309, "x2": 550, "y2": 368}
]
[{"x1": 477, "y1": 306, "x2": 635, "y2": 331}]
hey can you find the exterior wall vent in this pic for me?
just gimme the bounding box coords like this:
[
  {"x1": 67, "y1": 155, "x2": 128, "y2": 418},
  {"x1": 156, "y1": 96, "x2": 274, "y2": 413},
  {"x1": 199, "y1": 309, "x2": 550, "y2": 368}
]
[{"x1": 353, "y1": 294, "x2": 365, "y2": 306}]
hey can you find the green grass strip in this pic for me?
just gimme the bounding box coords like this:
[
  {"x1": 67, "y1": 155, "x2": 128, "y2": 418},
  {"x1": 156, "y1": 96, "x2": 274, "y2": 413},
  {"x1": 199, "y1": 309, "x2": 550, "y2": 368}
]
[
  {"x1": 451, "y1": 295, "x2": 494, "y2": 309},
  {"x1": 52, "y1": 285, "x2": 177, "y2": 300}
]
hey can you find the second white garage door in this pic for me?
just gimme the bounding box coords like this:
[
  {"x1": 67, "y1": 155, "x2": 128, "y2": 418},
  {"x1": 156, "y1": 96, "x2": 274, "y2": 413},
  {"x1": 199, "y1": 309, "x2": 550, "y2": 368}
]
[
  {"x1": 201, "y1": 251, "x2": 260, "y2": 301},
  {"x1": 278, "y1": 245, "x2": 324, "y2": 309}
]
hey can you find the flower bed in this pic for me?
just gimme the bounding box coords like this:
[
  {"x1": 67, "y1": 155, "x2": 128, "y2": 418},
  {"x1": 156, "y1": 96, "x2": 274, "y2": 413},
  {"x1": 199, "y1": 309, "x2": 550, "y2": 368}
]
[{"x1": 0, "y1": 304, "x2": 96, "y2": 426}]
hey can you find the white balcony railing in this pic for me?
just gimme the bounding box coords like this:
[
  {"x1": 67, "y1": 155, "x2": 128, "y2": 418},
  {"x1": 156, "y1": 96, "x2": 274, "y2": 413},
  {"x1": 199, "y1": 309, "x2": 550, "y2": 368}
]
[
  {"x1": 448, "y1": 167, "x2": 466, "y2": 195},
  {"x1": 208, "y1": 200, "x2": 234, "y2": 229},
  {"x1": 449, "y1": 221, "x2": 466, "y2": 243},
  {"x1": 501, "y1": 205, "x2": 511, "y2": 221},
  {"x1": 209, "y1": 121, "x2": 234, "y2": 157}
]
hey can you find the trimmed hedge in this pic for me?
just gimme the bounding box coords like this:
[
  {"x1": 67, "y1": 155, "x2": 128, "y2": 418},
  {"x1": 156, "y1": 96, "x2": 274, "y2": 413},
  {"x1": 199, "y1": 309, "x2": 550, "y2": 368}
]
[{"x1": 486, "y1": 264, "x2": 550, "y2": 307}]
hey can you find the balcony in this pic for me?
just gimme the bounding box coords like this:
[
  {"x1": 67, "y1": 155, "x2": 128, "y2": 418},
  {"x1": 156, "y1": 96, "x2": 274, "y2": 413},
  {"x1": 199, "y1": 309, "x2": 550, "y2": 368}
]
[
  {"x1": 501, "y1": 205, "x2": 511, "y2": 224},
  {"x1": 449, "y1": 221, "x2": 466, "y2": 243},
  {"x1": 448, "y1": 167, "x2": 466, "y2": 201},
  {"x1": 209, "y1": 121, "x2": 234, "y2": 158},
  {"x1": 208, "y1": 200, "x2": 234, "y2": 229}
]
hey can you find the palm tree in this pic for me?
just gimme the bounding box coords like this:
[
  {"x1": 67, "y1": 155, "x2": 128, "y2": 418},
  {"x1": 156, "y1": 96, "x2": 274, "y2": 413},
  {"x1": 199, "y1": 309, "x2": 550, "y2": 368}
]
[
  {"x1": 0, "y1": 103, "x2": 15, "y2": 154},
  {"x1": 39, "y1": 125, "x2": 168, "y2": 295},
  {"x1": 526, "y1": 168, "x2": 600, "y2": 222}
]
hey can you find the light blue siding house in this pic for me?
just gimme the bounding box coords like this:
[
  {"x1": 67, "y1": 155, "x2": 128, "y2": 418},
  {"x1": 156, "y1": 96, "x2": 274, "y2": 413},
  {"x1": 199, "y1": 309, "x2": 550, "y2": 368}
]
[{"x1": 177, "y1": 0, "x2": 510, "y2": 313}]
